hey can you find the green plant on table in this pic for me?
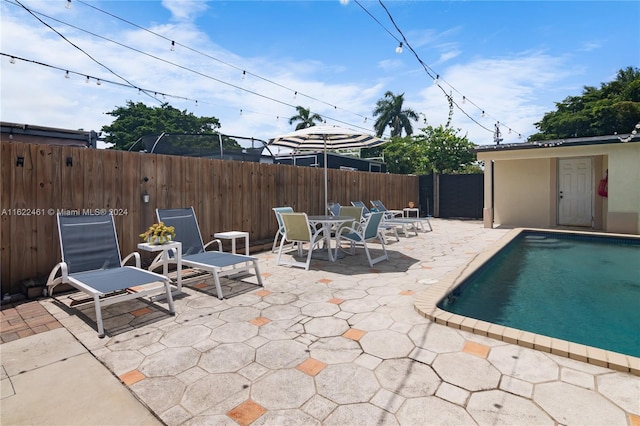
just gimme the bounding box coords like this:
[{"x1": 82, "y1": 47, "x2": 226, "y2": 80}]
[{"x1": 139, "y1": 222, "x2": 176, "y2": 245}]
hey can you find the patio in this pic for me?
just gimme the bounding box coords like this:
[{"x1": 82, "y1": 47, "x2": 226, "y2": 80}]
[{"x1": 2, "y1": 219, "x2": 639, "y2": 425}]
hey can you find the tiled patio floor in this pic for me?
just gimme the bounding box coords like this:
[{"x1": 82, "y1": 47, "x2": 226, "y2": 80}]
[{"x1": 5, "y1": 219, "x2": 640, "y2": 425}]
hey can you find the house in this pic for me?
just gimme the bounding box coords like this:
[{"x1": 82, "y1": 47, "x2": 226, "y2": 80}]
[
  {"x1": 475, "y1": 134, "x2": 640, "y2": 235},
  {"x1": 274, "y1": 151, "x2": 386, "y2": 173},
  {"x1": 0, "y1": 122, "x2": 99, "y2": 148}
]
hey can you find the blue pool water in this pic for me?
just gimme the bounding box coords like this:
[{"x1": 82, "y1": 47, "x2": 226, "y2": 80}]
[{"x1": 439, "y1": 231, "x2": 640, "y2": 357}]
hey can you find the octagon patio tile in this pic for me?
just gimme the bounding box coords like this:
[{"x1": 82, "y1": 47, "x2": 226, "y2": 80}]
[
  {"x1": 181, "y1": 373, "x2": 251, "y2": 415},
  {"x1": 467, "y1": 390, "x2": 554, "y2": 425},
  {"x1": 251, "y1": 369, "x2": 315, "y2": 409},
  {"x1": 395, "y1": 396, "x2": 475, "y2": 425},
  {"x1": 210, "y1": 322, "x2": 258, "y2": 343},
  {"x1": 199, "y1": 343, "x2": 254, "y2": 373},
  {"x1": 315, "y1": 364, "x2": 380, "y2": 404},
  {"x1": 596, "y1": 372, "x2": 640, "y2": 415},
  {"x1": 160, "y1": 324, "x2": 211, "y2": 347},
  {"x1": 375, "y1": 358, "x2": 440, "y2": 398},
  {"x1": 255, "y1": 340, "x2": 309, "y2": 369},
  {"x1": 138, "y1": 347, "x2": 201, "y2": 377},
  {"x1": 432, "y1": 352, "x2": 501, "y2": 391},
  {"x1": 360, "y1": 329, "x2": 414, "y2": 359},
  {"x1": 309, "y1": 336, "x2": 362, "y2": 364},
  {"x1": 304, "y1": 317, "x2": 350, "y2": 338},
  {"x1": 324, "y1": 403, "x2": 399, "y2": 425},
  {"x1": 488, "y1": 345, "x2": 559, "y2": 383}
]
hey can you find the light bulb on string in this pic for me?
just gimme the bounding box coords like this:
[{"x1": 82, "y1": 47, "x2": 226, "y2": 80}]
[
  {"x1": 242, "y1": 70, "x2": 246, "y2": 80},
  {"x1": 195, "y1": 100, "x2": 198, "y2": 107},
  {"x1": 293, "y1": 91, "x2": 297, "y2": 99},
  {"x1": 85, "y1": 75, "x2": 89, "y2": 83},
  {"x1": 240, "y1": 109, "x2": 243, "y2": 116},
  {"x1": 434, "y1": 75, "x2": 439, "y2": 85},
  {"x1": 395, "y1": 42, "x2": 403, "y2": 54},
  {"x1": 65, "y1": 0, "x2": 71, "y2": 9},
  {"x1": 481, "y1": 111, "x2": 485, "y2": 118},
  {"x1": 96, "y1": 79, "x2": 101, "y2": 86},
  {"x1": 340, "y1": 0, "x2": 349, "y2": 5},
  {"x1": 508, "y1": 128, "x2": 512, "y2": 134},
  {"x1": 9, "y1": 56, "x2": 15, "y2": 64},
  {"x1": 170, "y1": 41, "x2": 175, "y2": 51},
  {"x1": 462, "y1": 96, "x2": 466, "y2": 104},
  {"x1": 65, "y1": 70, "x2": 70, "y2": 79}
]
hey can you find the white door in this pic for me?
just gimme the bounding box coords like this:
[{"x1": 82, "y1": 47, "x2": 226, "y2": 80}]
[{"x1": 558, "y1": 158, "x2": 592, "y2": 226}]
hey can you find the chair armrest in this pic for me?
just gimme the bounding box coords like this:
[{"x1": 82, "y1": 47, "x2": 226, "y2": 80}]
[
  {"x1": 46, "y1": 261, "x2": 68, "y2": 294},
  {"x1": 204, "y1": 239, "x2": 223, "y2": 252},
  {"x1": 122, "y1": 252, "x2": 142, "y2": 268}
]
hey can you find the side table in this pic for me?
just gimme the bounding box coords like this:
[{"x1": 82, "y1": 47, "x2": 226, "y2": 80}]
[
  {"x1": 214, "y1": 231, "x2": 250, "y2": 255},
  {"x1": 137, "y1": 241, "x2": 182, "y2": 293},
  {"x1": 403, "y1": 208, "x2": 420, "y2": 218}
]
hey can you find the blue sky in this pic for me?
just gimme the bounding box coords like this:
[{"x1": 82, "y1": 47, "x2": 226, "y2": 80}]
[{"x1": 1, "y1": 0, "x2": 638, "y2": 149}]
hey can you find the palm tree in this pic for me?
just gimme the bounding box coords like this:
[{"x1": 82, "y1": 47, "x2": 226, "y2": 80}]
[
  {"x1": 288, "y1": 106, "x2": 323, "y2": 130},
  {"x1": 372, "y1": 91, "x2": 419, "y2": 137}
]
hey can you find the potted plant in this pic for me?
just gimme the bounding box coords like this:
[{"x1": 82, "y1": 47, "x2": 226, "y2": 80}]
[{"x1": 140, "y1": 222, "x2": 176, "y2": 245}]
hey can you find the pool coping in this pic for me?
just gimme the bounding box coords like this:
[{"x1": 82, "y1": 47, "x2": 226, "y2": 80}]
[{"x1": 414, "y1": 227, "x2": 640, "y2": 376}]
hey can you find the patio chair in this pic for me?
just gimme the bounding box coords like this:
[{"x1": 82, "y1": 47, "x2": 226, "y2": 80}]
[
  {"x1": 351, "y1": 201, "x2": 400, "y2": 242},
  {"x1": 276, "y1": 212, "x2": 324, "y2": 270},
  {"x1": 328, "y1": 202, "x2": 342, "y2": 216},
  {"x1": 272, "y1": 206, "x2": 294, "y2": 253},
  {"x1": 46, "y1": 213, "x2": 175, "y2": 337},
  {"x1": 336, "y1": 211, "x2": 389, "y2": 267},
  {"x1": 156, "y1": 207, "x2": 263, "y2": 299}
]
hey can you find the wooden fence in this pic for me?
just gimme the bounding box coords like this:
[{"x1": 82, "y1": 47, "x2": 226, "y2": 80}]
[{"x1": 1, "y1": 141, "x2": 419, "y2": 293}]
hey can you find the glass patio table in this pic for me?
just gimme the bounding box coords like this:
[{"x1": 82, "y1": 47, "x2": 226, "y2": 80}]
[{"x1": 307, "y1": 215, "x2": 354, "y2": 262}]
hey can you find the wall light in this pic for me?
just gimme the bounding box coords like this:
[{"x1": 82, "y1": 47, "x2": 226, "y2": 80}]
[{"x1": 142, "y1": 190, "x2": 150, "y2": 203}]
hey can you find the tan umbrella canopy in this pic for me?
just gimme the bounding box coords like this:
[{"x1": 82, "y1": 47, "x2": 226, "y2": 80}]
[{"x1": 268, "y1": 125, "x2": 387, "y2": 212}]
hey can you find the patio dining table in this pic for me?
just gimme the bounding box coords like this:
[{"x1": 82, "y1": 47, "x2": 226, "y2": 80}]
[{"x1": 307, "y1": 215, "x2": 354, "y2": 262}]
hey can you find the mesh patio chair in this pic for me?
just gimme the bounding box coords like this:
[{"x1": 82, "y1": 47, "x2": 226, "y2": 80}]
[
  {"x1": 372, "y1": 199, "x2": 432, "y2": 232},
  {"x1": 272, "y1": 206, "x2": 294, "y2": 253},
  {"x1": 370, "y1": 200, "x2": 403, "y2": 218},
  {"x1": 46, "y1": 213, "x2": 175, "y2": 337},
  {"x1": 328, "y1": 202, "x2": 341, "y2": 216},
  {"x1": 336, "y1": 211, "x2": 389, "y2": 267},
  {"x1": 276, "y1": 212, "x2": 324, "y2": 270},
  {"x1": 156, "y1": 207, "x2": 263, "y2": 299},
  {"x1": 351, "y1": 201, "x2": 400, "y2": 242}
]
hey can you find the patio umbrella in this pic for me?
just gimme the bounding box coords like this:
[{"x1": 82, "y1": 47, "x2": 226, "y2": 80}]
[{"x1": 268, "y1": 124, "x2": 387, "y2": 212}]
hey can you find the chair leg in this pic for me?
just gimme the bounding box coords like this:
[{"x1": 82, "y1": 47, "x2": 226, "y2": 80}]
[
  {"x1": 212, "y1": 270, "x2": 224, "y2": 300},
  {"x1": 93, "y1": 294, "x2": 105, "y2": 338},
  {"x1": 252, "y1": 260, "x2": 264, "y2": 286},
  {"x1": 164, "y1": 280, "x2": 176, "y2": 314}
]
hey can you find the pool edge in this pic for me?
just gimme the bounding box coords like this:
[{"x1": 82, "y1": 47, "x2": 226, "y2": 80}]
[{"x1": 414, "y1": 227, "x2": 640, "y2": 376}]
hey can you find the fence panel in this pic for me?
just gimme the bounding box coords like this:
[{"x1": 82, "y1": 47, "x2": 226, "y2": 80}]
[{"x1": 1, "y1": 141, "x2": 418, "y2": 292}]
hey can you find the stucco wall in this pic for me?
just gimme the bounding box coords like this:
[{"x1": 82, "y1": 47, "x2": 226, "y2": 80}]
[
  {"x1": 607, "y1": 143, "x2": 640, "y2": 233},
  {"x1": 494, "y1": 158, "x2": 552, "y2": 227}
]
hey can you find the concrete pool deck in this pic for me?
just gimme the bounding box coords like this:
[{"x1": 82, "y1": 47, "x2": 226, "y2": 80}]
[{"x1": 2, "y1": 219, "x2": 639, "y2": 425}]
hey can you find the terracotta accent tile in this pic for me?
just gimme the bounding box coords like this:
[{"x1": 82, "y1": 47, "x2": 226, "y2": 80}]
[
  {"x1": 399, "y1": 290, "x2": 415, "y2": 296},
  {"x1": 255, "y1": 290, "x2": 272, "y2": 297},
  {"x1": 343, "y1": 328, "x2": 367, "y2": 341},
  {"x1": 463, "y1": 341, "x2": 490, "y2": 358},
  {"x1": 130, "y1": 307, "x2": 153, "y2": 317},
  {"x1": 261, "y1": 272, "x2": 272, "y2": 279},
  {"x1": 629, "y1": 414, "x2": 640, "y2": 426},
  {"x1": 328, "y1": 298, "x2": 344, "y2": 305},
  {"x1": 227, "y1": 400, "x2": 266, "y2": 426},
  {"x1": 120, "y1": 370, "x2": 145, "y2": 386},
  {"x1": 249, "y1": 317, "x2": 271, "y2": 327},
  {"x1": 318, "y1": 278, "x2": 332, "y2": 284},
  {"x1": 297, "y1": 358, "x2": 327, "y2": 376},
  {"x1": 193, "y1": 282, "x2": 209, "y2": 289}
]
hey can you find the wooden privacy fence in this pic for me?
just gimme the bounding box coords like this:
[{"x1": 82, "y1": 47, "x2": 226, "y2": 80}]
[{"x1": 1, "y1": 141, "x2": 419, "y2": 293}]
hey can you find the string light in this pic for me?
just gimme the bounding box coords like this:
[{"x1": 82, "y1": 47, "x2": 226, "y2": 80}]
[
  {"x1": 65, "y1": 0, "x2": 71, "y2": 9},
  {"x1": 293, "y1": 91, "x2": 297, "y2": 99},
  {"x1": 481, "y1": 111, "x2": 485, "y2": 118},
  {"x1": 85, "y1": 75, "x2": 89, "y2": 83},
  {"x1": 96, "y1": 78, "x2": 101, "y2": 85},
  {"x1": 9, "y1": 56, "x2": 16, "y2": 64},
  {"x1": 239, "y1": 109, "x2": 243, "y2": 116},
  {"x1": 195, "y1": 100, "x2": 198, "y2": 107},
  {"x1": 170, "y1": 40, "x2": 175, "y2": 51},
  {"x1": 242, "y1": 70, "x2": 246, "y2": 80},
  {"x1": 434, "y1": 74, "x2": 439, "y2": 85},
  {"x1": 395, "y1": 42, "x2": 403, "y2": 54},
  {"x1": 65, "y1": 70, "x2": 70, "y2": 79}
]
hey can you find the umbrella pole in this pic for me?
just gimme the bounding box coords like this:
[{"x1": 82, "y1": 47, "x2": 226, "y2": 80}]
[{"x1": 324, "y1": 136, "x2": 328, "y2": 214}]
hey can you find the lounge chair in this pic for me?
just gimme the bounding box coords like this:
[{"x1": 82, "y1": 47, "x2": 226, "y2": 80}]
[
  {"x1": 371, "y1": 199, "x2": 432, "y2": 232},
  {"x1": 328, "y1": 202, "x2": 342, "y2": 216},
  {"x1": 156, "y1": 207, "x2": 263, "y2": 299},
  {"x1": 336, "y1": 211, "x2": 389, "y2": 267},
  {"x1": 276, "y1": 212, "x2": 324, "y2": 270},
  {"x1": 46, "y1": 213, "x2": 175, "y2": 337},
  {"x1": 370, "y1": 200, "x2": 403, "y2": 218},
  {"x1": 272, "y1": 206, "x2": 294, "y2": 253},
  {"x1": 351, "y1": 200, "x2": 403, "y2": 241}
]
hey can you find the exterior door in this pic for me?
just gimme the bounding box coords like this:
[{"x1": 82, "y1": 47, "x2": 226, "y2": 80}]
[{"x1": 558, "y1": 158, "x2": 593, "y2": 226}]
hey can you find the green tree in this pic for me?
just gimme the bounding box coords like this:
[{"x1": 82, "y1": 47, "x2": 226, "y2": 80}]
[
  {"x1": 382, "y1": 136, "x2": 427, "y2": 174},
  {"x1": 372, "y1": 91, "x2": 419, "y2": 137},
  {"x1": 529, "y1": 67, "x2": 640, "y2": 141},
  {"x1": 412, "y1": 125, "x2": 478, "y2": 174},
  {"x1": 288, "y1": 106, "x2": 323, "y2": 130},
  {"x1": 102, "y1": 101, "x2": 221, "y2": 150}
]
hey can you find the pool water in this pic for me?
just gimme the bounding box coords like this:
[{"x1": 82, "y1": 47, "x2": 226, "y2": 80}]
[{"x1": 439, "y1": 231, "x2": 640, "y2": 357}]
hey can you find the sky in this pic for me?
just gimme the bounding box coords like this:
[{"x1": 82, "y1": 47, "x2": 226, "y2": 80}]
[{"x1": 1, "y1": 0, "x2": 639, "y2": 150}]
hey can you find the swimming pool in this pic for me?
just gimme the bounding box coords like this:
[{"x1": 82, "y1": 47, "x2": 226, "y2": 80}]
[{"x1": 415, "y1": 228, "x2": 640, "y2": 374}]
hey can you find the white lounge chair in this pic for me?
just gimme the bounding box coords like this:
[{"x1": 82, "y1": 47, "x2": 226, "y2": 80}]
[
  {"x1": 46, "y1": 213, "x2": 175, "y2": 337},
  {"x1": 336, "y1": 211, "x2": 389, "y2": 267},
  {"x1": 371, "y1": 199, "x2": 432, "y2": 232},
  {"x1": 156, "y1": 207, "x2": 263, "y2": 299}
]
